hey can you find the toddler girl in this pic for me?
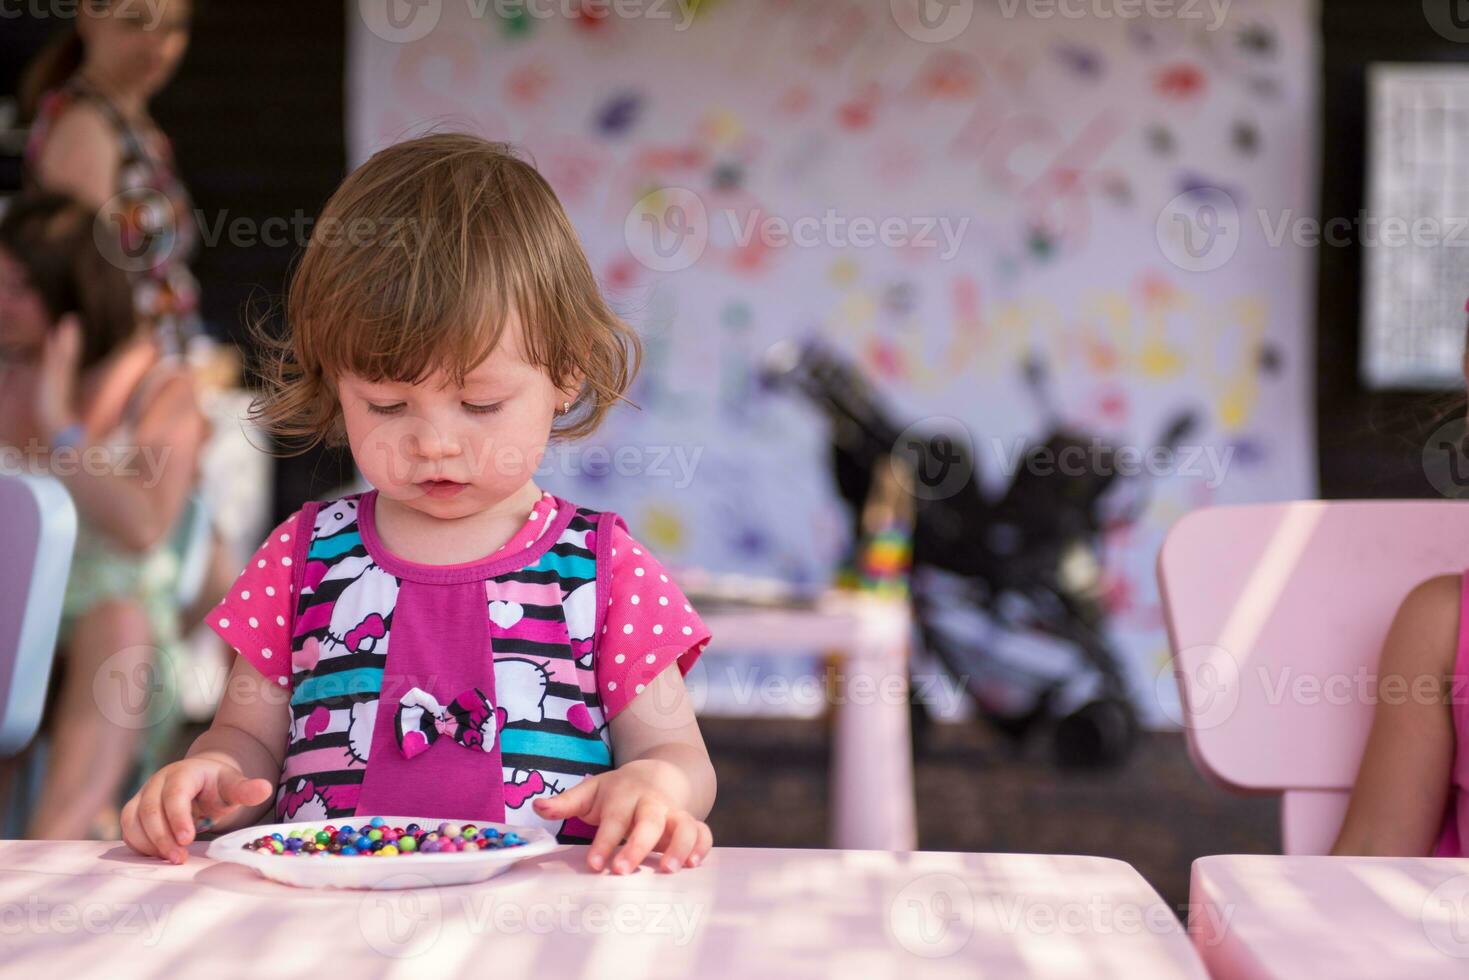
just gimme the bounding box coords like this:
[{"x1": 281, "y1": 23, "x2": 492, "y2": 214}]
[{"x1": 120, "y1": 133, "x2": 716, "y2": 874}]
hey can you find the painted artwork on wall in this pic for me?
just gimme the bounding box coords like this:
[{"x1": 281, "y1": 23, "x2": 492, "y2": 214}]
[{"x1": 348, "y1": 0, "x2": 1317, "y2": 724}]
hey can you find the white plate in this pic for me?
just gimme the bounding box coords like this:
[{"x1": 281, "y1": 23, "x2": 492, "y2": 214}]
[{"x1": 204, "y1": 816, "x2": 559, "y2": 890}]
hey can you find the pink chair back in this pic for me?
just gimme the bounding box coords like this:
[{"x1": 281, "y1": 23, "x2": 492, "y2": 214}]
[{"x1": 1156, "y1": 500, "x2": 1469, "y2": 854}]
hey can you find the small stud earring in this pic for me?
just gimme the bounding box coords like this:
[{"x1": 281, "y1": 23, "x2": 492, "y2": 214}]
[{"x1": 560, "y1": 400, "x2": 571, "y2": 416}]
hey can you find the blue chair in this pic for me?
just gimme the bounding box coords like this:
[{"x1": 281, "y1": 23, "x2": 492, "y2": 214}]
[{"x1": 0, "y1": 473, "x2": 77, "y2": 755}]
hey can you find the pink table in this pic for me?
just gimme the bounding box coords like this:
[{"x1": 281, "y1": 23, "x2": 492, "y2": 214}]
[
  {"x1": 702, "y1": 593, "x2": 917, "y2": 852},
  {"x1": 0, "y1": 841, "x2": 1205, "y2": 978},
  {"x1": 1191, "y1": 855, "x2": 1469, "y2": 978}
]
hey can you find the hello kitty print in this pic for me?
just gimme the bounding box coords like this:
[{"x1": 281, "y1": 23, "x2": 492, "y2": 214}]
[{"x1": 205, "y1": 489, "x2": 711, "y2": 843}]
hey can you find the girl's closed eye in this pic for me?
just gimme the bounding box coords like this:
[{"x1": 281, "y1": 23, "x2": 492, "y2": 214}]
[
  {"x1": 366, "y1": 402, "x2": 406, "y2": 416},
  {"x1": 364, "y1": 401, "x2": 503, "y2": 416}
]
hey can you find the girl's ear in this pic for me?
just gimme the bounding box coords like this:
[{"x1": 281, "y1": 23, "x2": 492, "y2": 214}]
[{"x1": 555, "y1": 369, "x2": 585, "y2": 413}]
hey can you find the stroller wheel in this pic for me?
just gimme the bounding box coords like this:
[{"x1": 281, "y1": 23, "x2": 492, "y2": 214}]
[{"x1": 1052, "y1": 697, "x2": 1137, "y2": 769}]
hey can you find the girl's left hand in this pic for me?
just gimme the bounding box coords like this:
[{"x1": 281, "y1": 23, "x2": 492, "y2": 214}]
[{"x1": 532, "y1": 759, "x2": 713, "y2": 874}]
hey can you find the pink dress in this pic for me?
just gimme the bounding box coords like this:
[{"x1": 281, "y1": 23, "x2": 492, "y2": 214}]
[
  {"x1": 1431, "y1": 572, "x2": 1469, "y2": 856},
  {"x1": 205, "y1": 488, "x2": 710, "y2": 842}
]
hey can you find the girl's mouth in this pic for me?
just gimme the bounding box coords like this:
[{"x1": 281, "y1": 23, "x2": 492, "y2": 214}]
[{"x1": 417, "y1": 479, "x2": 467, "y2": 498}]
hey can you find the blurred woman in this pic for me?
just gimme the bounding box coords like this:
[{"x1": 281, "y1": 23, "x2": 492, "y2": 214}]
[
  {"x1": 0, "y1": 192, "x2": 210, "y2": 840},
  {"x1": 20, "y1": 0, "x2": 201, "y2": 358}
]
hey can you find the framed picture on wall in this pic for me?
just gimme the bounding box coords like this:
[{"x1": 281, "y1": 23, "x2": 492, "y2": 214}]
[{"x1": 1362, "y1": 64, "x2": 1469, "y2": 390}]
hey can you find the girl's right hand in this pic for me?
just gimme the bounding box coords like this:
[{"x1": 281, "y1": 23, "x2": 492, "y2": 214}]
[
  {"x1": 35, "y1": 314, "x2": 82, "y2": 443},
  {"x1": 120, "y1": 758, "x2": 275, "y2": 864}
]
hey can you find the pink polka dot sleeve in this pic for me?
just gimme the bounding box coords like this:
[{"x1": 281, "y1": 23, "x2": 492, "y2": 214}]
[
  {"x1": 204, "y1": 510, "x2": 304, "y2": 689},
  {"x1": 596, "y1": 524, "x2": 711, "y2": 721}
]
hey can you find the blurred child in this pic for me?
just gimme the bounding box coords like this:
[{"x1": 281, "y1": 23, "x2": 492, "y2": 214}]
[{"x1": 0, "y1": 192, "x2": 210, "y2": 839}]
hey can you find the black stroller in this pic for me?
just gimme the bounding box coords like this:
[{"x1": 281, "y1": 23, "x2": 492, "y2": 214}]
[{"x1": 761, "y1": 339, "x2": 1199, "y2": 768}]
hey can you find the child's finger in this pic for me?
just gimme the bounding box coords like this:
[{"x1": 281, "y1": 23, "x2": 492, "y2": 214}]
[
  {"x1": 611, "y1": 798, "x2": 667, "y2": 874},
  {"x1": 194, "y1": 767, "x2": 241, "y2": 817},
  {"x1": 688, "y1": 821, "x2": 713, "y2": 868},
  {"x1": 135, "y1": 781, "x2": 184, "y2": 863},
  {"x1": 120, "y1": 796, "x2": 159, "y2": 858},
  {"x1": 161, "y1": 770, "x2": 205, "y2": 847},
  {"x1": 219, "y1": 771, "x2": 274, "y2": 808},
  {"x1": 658, "y1": 814, "x2": 700, "y2": 873},
  {"x1": 585, "y1": 798, "x2": 635, "y2": 873},
  {"x1": 533, "y1": 774, "x2": 599, "y2": 819}
]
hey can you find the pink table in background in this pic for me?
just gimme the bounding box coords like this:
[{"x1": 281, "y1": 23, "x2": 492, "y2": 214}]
[
  {"x1": 1191, "y1": 854, "x2": 1469, "y2": 979},
  {"x1": 700, "y1": 592, "x2": 917, "y2": 853},
  {"x1": 0, "y1": 840, "x2": 1206, "y2": 979}
]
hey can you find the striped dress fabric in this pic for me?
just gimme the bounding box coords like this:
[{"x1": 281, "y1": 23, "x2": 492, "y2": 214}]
[{"x1": 274, "y1": 491, "x2": 621, "y2": 843}]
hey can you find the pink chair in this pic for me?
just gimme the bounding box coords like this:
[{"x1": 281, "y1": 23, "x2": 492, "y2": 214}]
[{"x1": 1156, "y1": 500, "x2": 1469, "y2": 854}]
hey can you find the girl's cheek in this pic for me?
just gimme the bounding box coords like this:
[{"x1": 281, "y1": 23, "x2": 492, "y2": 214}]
[{"x1": 350, "y1": 415, "x2": 417, "y2": 485}]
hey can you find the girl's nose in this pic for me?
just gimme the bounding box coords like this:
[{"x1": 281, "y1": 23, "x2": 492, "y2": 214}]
[{"x1": 406, "y1": 420, "x2": 463, "y2": 460}]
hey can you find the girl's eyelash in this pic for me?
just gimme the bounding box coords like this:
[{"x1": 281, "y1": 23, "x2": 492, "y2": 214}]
[{"x1": 364, "y1": 402, "x2": 502, "y2": 415}]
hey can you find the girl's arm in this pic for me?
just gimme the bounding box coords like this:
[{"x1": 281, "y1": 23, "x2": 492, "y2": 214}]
[
  {"x1": 605, "y1": 666, "x2": 717, "y2": 819},
  {"x1": 534, "y1": 666, "x2": 716, "y2": 873},
  {"x1": 33, "y1": 101, "x2": 118, "y2": 208},
  {"x1": 182, "y1": 654, "x2": 291, "y2": 833},
  {"x1": 122, "y1": 655, "x2": 288, "y2": 862},
  {"x1": 1332, "y1": 574, "x2": 1460, "y2": 856},
  {"x1": 40, "y1": 320, "x2": 210, "y2": 553}
]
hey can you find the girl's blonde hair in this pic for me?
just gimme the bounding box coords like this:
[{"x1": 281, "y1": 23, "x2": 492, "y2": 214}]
[{"x1": 249, "y1": 132, "x2": 641, "y2": 453}]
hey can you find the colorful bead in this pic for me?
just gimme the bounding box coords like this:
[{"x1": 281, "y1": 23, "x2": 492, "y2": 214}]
[{"x1": 242, "y1": 819, "x2": 528, "y2": 856}]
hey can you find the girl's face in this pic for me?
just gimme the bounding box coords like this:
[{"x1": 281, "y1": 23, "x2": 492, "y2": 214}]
[
  {"x1": 338, "y1": 310, "x2": 574, "y2": 520},
  {"x1": 79, "y1": 0, "x2": 192, "y2": 101},
  {"x1": 0, "y1": 248, "x2": 51, "y2": 361}
]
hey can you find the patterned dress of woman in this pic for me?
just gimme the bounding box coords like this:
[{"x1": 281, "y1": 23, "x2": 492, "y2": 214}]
[{"x1": 24, "y1": 74, "x2": 202, "y2": 357}]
